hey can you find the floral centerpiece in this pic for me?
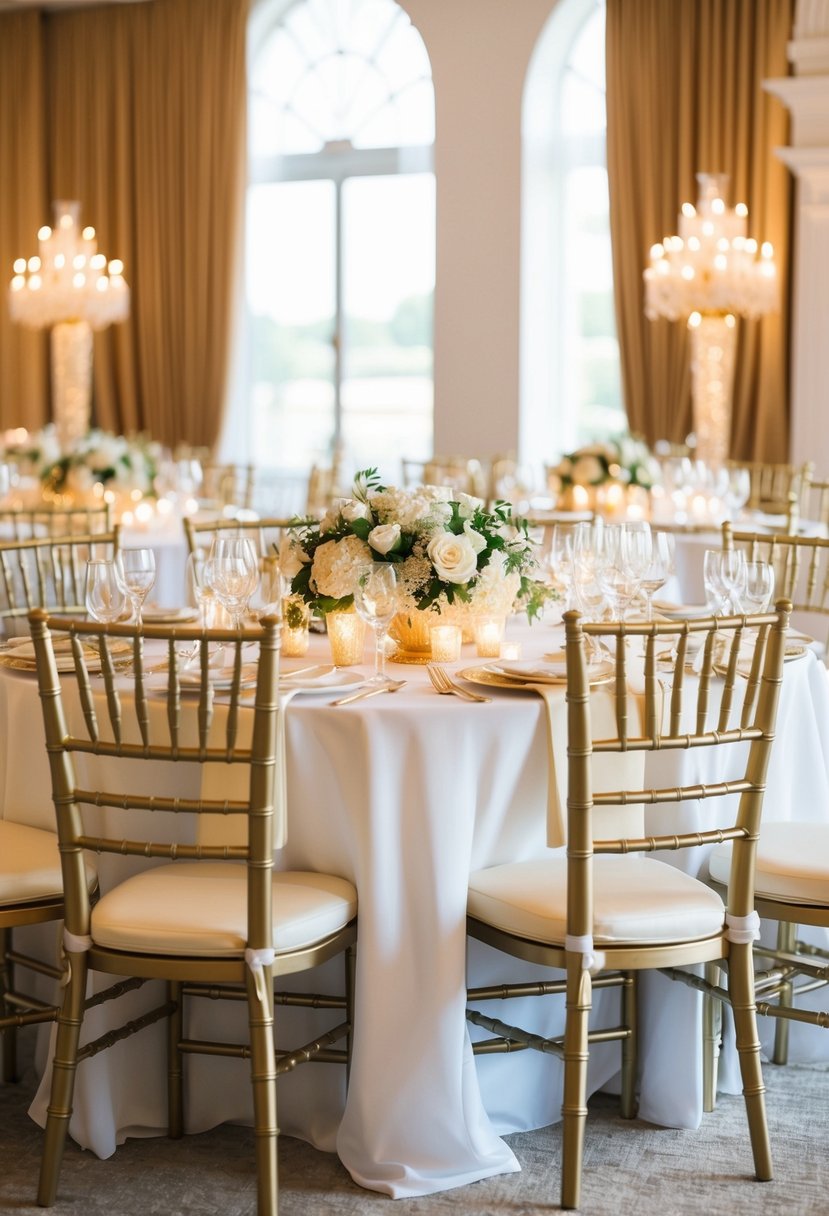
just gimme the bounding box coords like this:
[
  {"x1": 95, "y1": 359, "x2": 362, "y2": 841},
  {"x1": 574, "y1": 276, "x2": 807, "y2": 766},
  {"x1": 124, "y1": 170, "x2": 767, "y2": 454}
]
[
  {"x1": 2, "y1": 426, "x2": 161, "y2": 500},
  {"x1": 282, "y1": 469, "x2": 544, "y2": 652},
  {"x1": 547, "y1": 433, "x2": 658, "y2": 498}
]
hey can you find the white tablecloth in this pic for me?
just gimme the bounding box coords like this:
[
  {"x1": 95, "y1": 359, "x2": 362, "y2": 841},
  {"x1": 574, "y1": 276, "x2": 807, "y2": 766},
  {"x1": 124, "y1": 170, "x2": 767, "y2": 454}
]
[{"x1": 4, "y1": 617, "x2": 829, "y2": 1197}]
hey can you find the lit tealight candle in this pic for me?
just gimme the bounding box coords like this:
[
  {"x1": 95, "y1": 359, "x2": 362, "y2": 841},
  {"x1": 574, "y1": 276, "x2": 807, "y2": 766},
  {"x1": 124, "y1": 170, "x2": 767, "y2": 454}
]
[
  {"x1": 327, "y1": 610, "x2": 366, "y2": 666},
  {"x1": 473, "y1": 615, "x2": 506, "y2": 659},
  {"x1": 430, "y1": 623, "x2": 462, "y2": 663},
  {"x1": 500, "y1": 641, "x2": 522, "y2": 660}
]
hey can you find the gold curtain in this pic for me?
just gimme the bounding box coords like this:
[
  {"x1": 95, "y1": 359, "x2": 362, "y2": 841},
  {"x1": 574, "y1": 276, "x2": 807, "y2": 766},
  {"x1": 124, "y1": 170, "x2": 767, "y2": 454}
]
[
  {"x1": 44, "y1": 0, "x2": 249, "y2": 449},
  {"x1": 0, "y1": 12, "x2": 49, "y2": 431},
  {"x1": 606, "y1": 0, "x2": 793, "y2": 460}
]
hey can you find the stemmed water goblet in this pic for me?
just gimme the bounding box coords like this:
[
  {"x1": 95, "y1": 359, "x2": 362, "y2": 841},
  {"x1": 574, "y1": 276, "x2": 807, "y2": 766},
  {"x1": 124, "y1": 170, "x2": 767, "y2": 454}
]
[
  {"x1": 85, "y1": 559, "x2": 128, "y2": 624},
  {"x1": 640, "y1": 530, "x2": 676, "y2": 622},
  {"x1": 741, "y1": 561, "x2": 775, "y2": 613},
  {"x1": 206, "y1": 537, "x2": 259, "y2": 631},
  {"x1": 118, "y1": 548, "x2": 156, "y2": 627},
  {"x1": 353, "y1": 562, "x2": 398, "y2": 686}
]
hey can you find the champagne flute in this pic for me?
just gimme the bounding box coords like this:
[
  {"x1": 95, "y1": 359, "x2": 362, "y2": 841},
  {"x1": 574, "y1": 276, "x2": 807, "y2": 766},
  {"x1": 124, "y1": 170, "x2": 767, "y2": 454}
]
[
  {"x1": 85, "y1": 559, "x2": 128, "y2": 624},
  {"x1": 118, "y1": 548, "x2": 156, "y2": 627},
  {"x1": 353, "y1": 562, "x2": 398, "y2": 686}
]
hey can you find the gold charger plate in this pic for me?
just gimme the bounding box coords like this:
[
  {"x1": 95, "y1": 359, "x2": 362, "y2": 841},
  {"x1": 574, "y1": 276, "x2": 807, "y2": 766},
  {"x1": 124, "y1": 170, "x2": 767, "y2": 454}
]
[
  {"x1": 0, "y1": 637, "x2": 132, "y2": 674},
  {"x1": 456, "y1": 661, "x2": 615, "y2": 691}
]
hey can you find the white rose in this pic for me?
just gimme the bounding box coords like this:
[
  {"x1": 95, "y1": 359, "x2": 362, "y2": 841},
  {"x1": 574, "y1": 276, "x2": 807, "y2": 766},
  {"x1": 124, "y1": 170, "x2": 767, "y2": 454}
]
[
  {"x1": 280, "y1": 543, "x2": 310, "y2": 581},
  {"x1": 427, "y1": 531, "x2": 479, "y2": 584},
  {"x1": 369, "y1": 523, "x2": 401, "y2": 555},
  {"x1": 341, "y1": 499, "x2": 371, "y2": 523},
  {"x1": 455, "y1": 492, "x2": 483, "y2": 519},
  {"x1": 462, "y1": 521, "x2": 487, "y2": 554},
  {"x1": 319, "y1": 507, "x2": 341, "y2": 534}
]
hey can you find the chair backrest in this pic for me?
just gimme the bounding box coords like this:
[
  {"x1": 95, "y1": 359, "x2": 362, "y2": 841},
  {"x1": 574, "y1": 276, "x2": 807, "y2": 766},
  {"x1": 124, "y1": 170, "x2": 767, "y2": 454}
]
[
  {"x1": 201, "y1": 463, "x2": 256, "y2": 511},
  {"x1": 0, "y1": 528, "x2": 120, "y2": 622},
  {"x1": 305, "y1": 464, "x2": 337, "y2": 517},
  {"x1": 563, "y1": 604, "x2": 790, "y2": 941},
  {"x1": 726, "y1": 458, "x2": 813, "y2": 517},
  {"x1": 722, "y1": 521, "x2": 829, "y2": 648},
  {"x1": 802, "y1": 476, "x2": 829, "y2": 528},
  {"x1": 0, "y1": 503, "x2": 112, "y2": 539},
  {"x1": 401, "y1": 458, "x2": 427, "y2": 487},
  {"x1": 183, "y1": 516, "x2": 297, "y2": 560},
  {"x1": 28, "y1": 610, "x2": 280, "y2": 954},
  {"x1": 423, "y1": 456, "x2": 487, "y2": 499}
]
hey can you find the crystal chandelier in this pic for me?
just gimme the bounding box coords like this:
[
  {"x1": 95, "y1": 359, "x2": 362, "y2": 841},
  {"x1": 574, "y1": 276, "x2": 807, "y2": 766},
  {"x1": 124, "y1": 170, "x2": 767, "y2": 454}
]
[
  {"x1": 8, "y1": 201, "x2": 130, "y2": 451},
  {"x1": 643, "y1": 173, "x2": 777, "y2": 466}
]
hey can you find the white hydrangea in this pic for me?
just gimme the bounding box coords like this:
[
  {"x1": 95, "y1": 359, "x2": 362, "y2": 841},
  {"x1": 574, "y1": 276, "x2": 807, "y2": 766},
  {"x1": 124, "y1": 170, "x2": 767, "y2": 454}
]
[{"x1": 310, "y1": 535, "x2": 372, "y2": 600}]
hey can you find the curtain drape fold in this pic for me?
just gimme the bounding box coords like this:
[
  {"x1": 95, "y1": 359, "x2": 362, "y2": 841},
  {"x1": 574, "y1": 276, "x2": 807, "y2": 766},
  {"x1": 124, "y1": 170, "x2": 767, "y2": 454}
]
[
  {"x1": 0, "y1": 13, "x2": 49, "y2": 431},
  {"x1": 606, "y1": 0, "x2": 793, "y2": 460},
  {"x1": 1, "y1": 0, "x2": 249, "y2": 450}
]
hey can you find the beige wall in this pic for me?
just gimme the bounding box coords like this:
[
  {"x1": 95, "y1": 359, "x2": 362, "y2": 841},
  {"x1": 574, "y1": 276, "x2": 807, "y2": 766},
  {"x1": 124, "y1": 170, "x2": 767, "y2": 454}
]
[{"x1": 402, "y1": 0, "x2": 556, "y2": 462}]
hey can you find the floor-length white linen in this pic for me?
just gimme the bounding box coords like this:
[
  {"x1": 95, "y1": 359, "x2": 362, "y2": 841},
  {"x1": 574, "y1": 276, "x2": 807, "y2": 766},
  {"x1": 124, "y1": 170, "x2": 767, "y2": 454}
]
[{"x1": 2, "y1": 619, "x2": 829, "y2": 1195}]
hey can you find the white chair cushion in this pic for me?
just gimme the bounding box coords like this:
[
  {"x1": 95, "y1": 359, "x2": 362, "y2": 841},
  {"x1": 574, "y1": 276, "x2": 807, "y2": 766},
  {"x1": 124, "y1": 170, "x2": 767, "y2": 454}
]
[
  {"x1": 91, "y1": 862, "x2": 357, "y2": 957},
  {"x1": 709, "y1": 822, "x2": 829, "y2": 907},
  {"x1": 468, "y1": 855, "x2": 725, "y2": 946},
  {"x1": 0, "y1": 820, "x2": 97, "y2": 908}
]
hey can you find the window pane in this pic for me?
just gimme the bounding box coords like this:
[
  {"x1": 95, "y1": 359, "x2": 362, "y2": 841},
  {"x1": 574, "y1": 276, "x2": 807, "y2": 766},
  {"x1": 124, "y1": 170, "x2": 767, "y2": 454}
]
[
  {"x1": 246, "y1": 181, "x2": 336, "y2": 469},
  {"x1": 341, "y1": 174, "x2": 435, "y2": 480}
]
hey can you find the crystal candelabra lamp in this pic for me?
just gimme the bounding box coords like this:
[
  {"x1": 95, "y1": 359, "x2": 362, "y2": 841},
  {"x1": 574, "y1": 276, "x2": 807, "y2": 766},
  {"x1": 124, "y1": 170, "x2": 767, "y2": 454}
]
[
  {"x1": 8, "y1": 201, "x2": 130, "y2": 452},
  {"x1": 643, "y1": 173, "x2": 777, "y2": 466}
]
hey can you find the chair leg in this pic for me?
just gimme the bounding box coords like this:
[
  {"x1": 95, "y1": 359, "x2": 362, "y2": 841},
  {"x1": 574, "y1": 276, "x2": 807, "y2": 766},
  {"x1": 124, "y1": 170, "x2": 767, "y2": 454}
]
[
  {"x1": 246, "y1": 967, "x2": 278, "y2": 1216},
  {"x1": 619, "y1": 971, "x2": 637, "y2": 1120},
  {"x1": 728, "y1": 941, "x2": 773, "y2": 1182},
  {"x1": 345, "y1": 945, "x2": 356, "y2": 1089},
  {"x1": 561, "y1": 960, "x2": 592, "y2": 1210},
  {"x1": 37, "y1": 949, "x2": 89, "y2": 1206},
  {"x1": 167, "y1": 980, "x2": 184, "y2": 1139},
  {"x1": 1, "y1": 928, "x2": 18, "y2": 1083},
  {"x1": 772, "y1": 921, "x2": 797, "y2": 1066},
  {"x1": 702, "y1": 961, "x2": 722, "y2": 1113}
]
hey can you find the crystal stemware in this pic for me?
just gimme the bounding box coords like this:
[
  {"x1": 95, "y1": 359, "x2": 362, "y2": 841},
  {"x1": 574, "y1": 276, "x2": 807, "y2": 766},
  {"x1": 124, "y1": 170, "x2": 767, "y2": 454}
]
[
  {"x1": 85, "y1": 559, "x2": 128, "y2": 624},
  {"x1": 640, "y1": 530, "x2": 676, "y2": 621},
  {"x1": 742, "y1": 561, "x2": 775, "y2": 613},
  {"x1": 206, "y1": 537, "x2": 259, "y2": 630},
  {"x1": 353, "y1": 562, "x2": 398, "y2": 686},
  {"x1": 118, "y1": 548, "x2": 156, "y2": 627}
]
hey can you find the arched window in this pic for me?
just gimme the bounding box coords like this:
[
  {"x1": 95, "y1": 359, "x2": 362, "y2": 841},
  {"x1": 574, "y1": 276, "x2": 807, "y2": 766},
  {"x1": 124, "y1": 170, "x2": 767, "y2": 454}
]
[
  {"x1": 521, "y1": 0, "x2": 624, "y2": 464},
  {"x1": 240, "y1": 0, "x2": 435, "y2": 480}
]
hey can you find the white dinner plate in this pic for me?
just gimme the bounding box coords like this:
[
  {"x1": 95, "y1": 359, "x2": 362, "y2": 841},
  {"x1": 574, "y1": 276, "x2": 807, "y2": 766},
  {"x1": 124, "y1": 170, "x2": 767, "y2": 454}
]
[
  {"x1": 457, "y1": 660, "x2": 615, "y2": 691},
  {"x1": 652, "y1": 601, "x2": 710, "y2": 619},
  {"x1": 279, "y1": 667, "x2": 364, "y2": 696},
  {"x1": 142, "y1": 605, "x2": 199, "y2": 624}
]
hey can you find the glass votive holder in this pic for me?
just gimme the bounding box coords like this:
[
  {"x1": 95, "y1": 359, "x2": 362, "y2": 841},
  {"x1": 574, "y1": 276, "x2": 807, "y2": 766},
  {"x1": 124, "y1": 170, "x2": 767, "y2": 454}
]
[
  {"x1": 500, "y1": 640, "x2": 522, "y2": 660},
  {"x1": 281, "y1": 596, "x2": 310, "y2": 657},
  {"x1": 473, "y1": 615, "x2": 506, "y2": 658},
  {"x1": 326, "y1": 609, "x2": 366, "y2": 666},
  {"x1": 430, "y1": 623, "x2": 462, "y2": 663}
]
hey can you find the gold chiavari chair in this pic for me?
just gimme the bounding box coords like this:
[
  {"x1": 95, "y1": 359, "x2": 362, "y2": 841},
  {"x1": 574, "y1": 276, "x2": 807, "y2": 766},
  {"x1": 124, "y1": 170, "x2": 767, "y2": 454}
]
[
  {"x1": 401, "y1": 458, "x2": 427, "y2": 487},
  {"x1": 1, "y1": 827, "x2": 98, "y2": 1084},
  {"x1": 183, "y1": 515, "x2": 297, "y2": 560},
  {"x1": 0, "y1": 528, "x2": 120, "y2": 628},
  {"x1": 726, "y1": 458, "x2": 813, "y2": 519},
  {"x1": 29, "y1": 611, "x2": 357, "y2": 1213},
  {"x1": 201, "y1": 462, "x2": 256, "y2": 511},
  {"x1": 306, "y1": 463, "x2": 337, "y2": 517},
  {"x1": 706, "y1": 824, "x2": 829, "y2": 1078},
  {"x1": 801, "y1": 475, "x2": 829, "y2": 529},
  {"x1": 423, "y1": 456, "x2": 487, "y2": 499},
  {"x1": 0, "y1": 502, "x2": 112, "y2": 539},
  {"x1": 466, "y1": 603, "x2": 790, "y2": 1209},
  {"x1": 722, "y1": 521, "x2": 829, "y2": 655}
]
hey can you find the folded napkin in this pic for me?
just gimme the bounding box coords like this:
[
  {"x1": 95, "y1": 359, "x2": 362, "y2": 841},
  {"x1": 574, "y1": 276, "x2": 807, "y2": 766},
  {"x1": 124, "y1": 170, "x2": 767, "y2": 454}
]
[{"x1": 527, "y1": 680, "x2": 647, "y2": 850}]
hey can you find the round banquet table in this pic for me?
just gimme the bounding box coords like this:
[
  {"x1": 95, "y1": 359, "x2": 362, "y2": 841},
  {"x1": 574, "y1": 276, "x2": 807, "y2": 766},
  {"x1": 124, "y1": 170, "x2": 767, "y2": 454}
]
[{"x1": 3, "y1": 615, "x2": 829, "y2": 1198}]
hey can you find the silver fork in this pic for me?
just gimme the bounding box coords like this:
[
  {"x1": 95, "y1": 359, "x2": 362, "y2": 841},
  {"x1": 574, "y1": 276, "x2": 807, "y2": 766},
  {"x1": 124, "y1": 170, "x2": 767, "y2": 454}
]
[{"x1": 426, "y1": 664, "x2": 491, "y2": 703}]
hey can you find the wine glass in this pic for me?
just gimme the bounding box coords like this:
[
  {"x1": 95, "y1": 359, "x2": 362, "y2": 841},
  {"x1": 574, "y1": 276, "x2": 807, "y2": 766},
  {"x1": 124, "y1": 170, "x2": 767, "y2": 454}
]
[
  {"x1": 703, "y1": 549, "x2": 729, "y2": 614},
  {"x1": 725, "y1": 467, "x2": 751, "y2": 521},
  {"x1": 353, "y1": 562, "x2": 398, "y2": 686},
  {"x1": 742, "y1": 561, "x2": 775, "y2": 613},
  {"x1": 640, "y1": 531, "x2": 676, "y2": 621},
  {"x1": 118, "y1": 548, "x2": 156, "y2": 627},
  {"x1": 85, "y1": 559, "x2": 128, "y2": 624},
  {"x1": 548, "y1": 523, "x2": 582, "y2": 611},
  {"x1": 206, "y1": 537, "x2": 259, "y2": 630},
  {"x1": 248, "y1": 556, "x2": 283, "y2": 625},
  {"x1": 719, "y1": 549, "x2": 747, "y2": 613}
]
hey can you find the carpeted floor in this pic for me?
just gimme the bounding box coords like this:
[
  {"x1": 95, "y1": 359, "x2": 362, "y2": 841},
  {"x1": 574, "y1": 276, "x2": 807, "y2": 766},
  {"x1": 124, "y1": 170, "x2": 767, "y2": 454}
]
[{"x1": 1, "y1": 1031, "x2": 826, "y2": 1215}]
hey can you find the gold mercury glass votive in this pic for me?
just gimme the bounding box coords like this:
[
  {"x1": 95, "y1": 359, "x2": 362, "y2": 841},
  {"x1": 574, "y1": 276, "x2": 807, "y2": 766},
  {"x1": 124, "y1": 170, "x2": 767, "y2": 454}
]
[
  {"x1": 473, "y1": 615, "x2": 506, "y2": 658},
  {"x1": 281, "y1": 596, "x2": 310, "y2": 657},
  {"x1": 429, "y1": 623, "x2": 462, "y2": 663},
  {"x1": 326, "y1": 610, "x2": 366, "y2": 666}
]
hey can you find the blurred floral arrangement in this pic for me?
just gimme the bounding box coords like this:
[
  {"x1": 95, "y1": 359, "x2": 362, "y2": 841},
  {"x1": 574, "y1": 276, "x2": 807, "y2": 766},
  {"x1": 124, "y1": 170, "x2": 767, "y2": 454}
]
[
  {"x1": 547, "y1": 434, "x2": 659, "y2": 495},
  {"x1": 282, "y1": 468, "x2": 545, "y2": 620},
  {"x1": 2, "y1": 426, "x2": 161, "y2": 498}
]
